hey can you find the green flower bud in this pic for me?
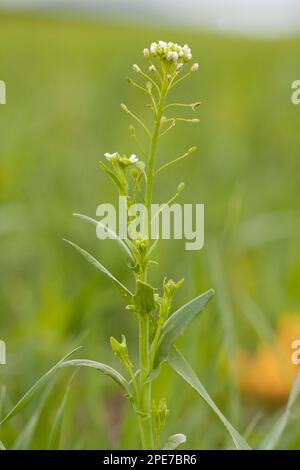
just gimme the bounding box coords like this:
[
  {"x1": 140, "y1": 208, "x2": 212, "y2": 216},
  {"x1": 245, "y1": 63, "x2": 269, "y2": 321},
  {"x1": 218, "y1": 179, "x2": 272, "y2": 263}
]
[
  {"x1": 153, "y1": 398, "x2": 170, "y2": 435},
  {"x1": 121, "y1": 103, "x2": 128, "y2": 112},
  {"x1": 110, "y1": 335, "x2": 133, "y2": 371},
  {"x1": 135, "y1": 236, "x2": 148, "y2": 256},
  {"x1": 129, "y1": 124, "x2": 136, "y2": 136},
  {"x1": 188, "y1": 146, "x2": 197, "y2": 154},
  {"x1": 177, "y1": 182, "x2": 185, "y2": 194}
]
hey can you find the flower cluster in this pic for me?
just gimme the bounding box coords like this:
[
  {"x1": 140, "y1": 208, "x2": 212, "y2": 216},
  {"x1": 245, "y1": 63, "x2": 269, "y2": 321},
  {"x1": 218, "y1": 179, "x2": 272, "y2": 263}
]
[
  {"x1": 104, "y1": 152, "x2": 139, "y2": 166},
  {"x1": 144, "y1": 40, "x2": 192, "y2": 64}
]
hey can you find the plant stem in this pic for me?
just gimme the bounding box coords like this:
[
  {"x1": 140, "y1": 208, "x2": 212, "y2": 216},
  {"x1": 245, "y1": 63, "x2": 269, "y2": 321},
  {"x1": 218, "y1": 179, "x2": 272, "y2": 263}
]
[
  {"x1": 145, "y1": 76, "x2": 169, "y2": 229},
  {"x1": 136, "y1": 73, "x2": 170, "y2": 450},
  {"x1": 138, "y1": 313, "x2": 154, "y2": 449}
]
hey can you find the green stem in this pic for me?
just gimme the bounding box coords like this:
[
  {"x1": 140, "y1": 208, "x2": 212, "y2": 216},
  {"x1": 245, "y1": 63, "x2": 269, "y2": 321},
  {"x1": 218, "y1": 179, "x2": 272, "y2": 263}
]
[
  {"x1": 137, "y1": 71, "x2": 170, "y2": 450},
  {"x1": 145, "y1": 77, "x2": 169, "y2": 230},
  {"x1": 138, "y1": 314, "x2": 154, "y2": 449}
]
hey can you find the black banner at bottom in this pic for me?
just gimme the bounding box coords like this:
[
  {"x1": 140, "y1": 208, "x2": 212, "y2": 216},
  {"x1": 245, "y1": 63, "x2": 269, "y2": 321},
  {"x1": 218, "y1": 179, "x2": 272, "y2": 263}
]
[{"x1": 0, "y1": 450, "x2": 299, "y2": 466}]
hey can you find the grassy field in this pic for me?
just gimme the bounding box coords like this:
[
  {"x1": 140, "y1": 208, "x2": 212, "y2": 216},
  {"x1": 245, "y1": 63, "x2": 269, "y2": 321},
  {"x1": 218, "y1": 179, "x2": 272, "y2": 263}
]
[{"x1": 0, "y1": 14, "x2": 300, "y2": 449}]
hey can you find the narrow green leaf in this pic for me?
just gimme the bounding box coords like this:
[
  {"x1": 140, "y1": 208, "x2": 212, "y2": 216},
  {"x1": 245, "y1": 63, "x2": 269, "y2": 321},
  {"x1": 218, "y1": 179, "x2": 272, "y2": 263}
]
[
  {"x1": 73, "y1": 213, "x2": 134, "y2": 263},
  {"x1": 98, "y1": 161, "x2": 123, "y2": 193},
  {"x1": 163, "y1": 433, "x2": 186, "y2": 450},
  {"x1": 12, "y1": 382, "x2": 56, "y2": 450},
  {"x1": 0, "y1": 386, "x2": 6, "y2": 421},
  {"x1": 168, "y1": 348, "x2": 251, "y2": 450},
  {"x1": 48, "y1": 371, "x2": 78, "y2": 450},
  {"x1": 0, "y1": 347, "x2": 80, "y2": 425},
  {"x1": 153, "y1": 289, "x2": 214, "y2": 368},
  {"x1": 260, "y1": 368, "x2": 300, "y2": 450},
  {"x1": 58, "y1": 359, "x2": 132, "y2": 398},
  {"x1": 63, "y1": 239, "x2": 133, "y2": 303},
  {"x1": 0, "y1": 440, "x2": 5, "y2": 450}
]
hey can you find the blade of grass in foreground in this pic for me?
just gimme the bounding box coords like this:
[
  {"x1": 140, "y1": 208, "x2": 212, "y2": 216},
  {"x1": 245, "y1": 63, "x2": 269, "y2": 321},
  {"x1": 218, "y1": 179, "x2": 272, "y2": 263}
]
[
  {"x1": 168, "y1": 347, "x2": 251, "y2": 450},
  {"x1": 0, "y1": 347, "x2": 81, "y2": 425},
  {"x1": 48, "y1": 371, "x2": 78, "y2": 450},
  {"x1": 12, "y1": 381, "x2": 56, "y2": 450},
  {"x1": 58, "y1": 359, "x2": 132, "y2": 397},
  {"x1": 73, "y1": 213, "x2": 135, "y2": 263},
  {"x1": 63, "y1": 239, "x2": 133, "y2": 303},
  {"x1": 260, "y1": 368, "x2": 300, "y2": 450}
]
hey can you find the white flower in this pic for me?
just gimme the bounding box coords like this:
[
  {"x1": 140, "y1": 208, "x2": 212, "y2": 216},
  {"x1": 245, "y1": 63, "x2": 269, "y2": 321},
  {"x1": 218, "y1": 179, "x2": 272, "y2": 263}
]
[
  {"x1": 132, "y1": 64, "x2": 141, "y2": 73},
  {"x1": 158, "y1": 40, "x2": 167, "y2": 51},
  {"x1": 104, "y1": 152, "x2": 118, "y2": 161},
  {"x1": 150, "y1": 42, "x2": 157, "y2": 54},
  {"x1": 149, "y1": 64, "x2": 156, "y2": 72},
  {"x1": 129, "y1": 154, "x2": 138, "y2": 163},
  {"x1": 143, "y1": 48, "x2": 150, "y2": 58},
  {"x1": 190, "y1": 63, "x2": 199, "y2": 73},
  {"x1": 167, "y1": 51, "x2": 178, "y2": 62}
]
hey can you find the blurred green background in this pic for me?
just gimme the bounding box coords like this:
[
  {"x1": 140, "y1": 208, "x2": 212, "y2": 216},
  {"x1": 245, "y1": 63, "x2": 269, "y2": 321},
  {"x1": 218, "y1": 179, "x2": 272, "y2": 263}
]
[{"x1": 0, "y1": 12, "x2": 300, "y2": 449}]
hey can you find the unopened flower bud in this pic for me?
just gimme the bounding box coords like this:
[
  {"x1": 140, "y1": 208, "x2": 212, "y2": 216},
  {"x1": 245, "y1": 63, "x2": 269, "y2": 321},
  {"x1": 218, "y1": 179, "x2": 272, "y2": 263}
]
[
  {"x1": 177, "y1": 182, "x2": 185, "y2": 194},
  {"x1": 129, "y1": 124, "x2": 136, "y2": 136},
  {"x1": 153, "y1": 398, "x2": 170, "y2": 435},
  {"x1": 146, "y1": 81, "x2": 152, "y2": 91},
  {"x1": 110, "y1": 335, "x2": 133, "y2": 370},
  {"x1": 149, "y1": 64, "x2": 156, "y2": 72},
  {"x1": 132, "y1": 64, "x2": 141, "y2": 73},
  {"x1": 191, "y1": 101, "x2": 201, "y2": 111},
  {"x1": 190, "y1": 63, "x2": 199, "y2": 73},
  {"x1": 188, "y1": 146, "x2": 197, "y2": 154},
  {"x1": 143, "y1": 48, "x2": 150, "y2": 58}
]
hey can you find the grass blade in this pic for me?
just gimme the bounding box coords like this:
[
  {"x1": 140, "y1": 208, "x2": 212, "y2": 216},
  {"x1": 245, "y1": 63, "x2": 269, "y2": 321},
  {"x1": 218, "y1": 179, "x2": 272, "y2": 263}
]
[
  {"x1": 58, "y1": 359, "x2": 132, "y2": 398},
  {"x1": 12, "y1": 381, "x2": 56, "y2": 450},
  {"x1": 0, "y1": 347, "x2": 80, "y2": 425},
  {"x1": 48, "y1": 371, "x2": 78, "y2": 450},
  {"x1": 260, "y1": 368, "x2": 300, "y2": 450},
  {"x1": 168, "y1": 347, "x2": 251, "y2": 450},
  {"x1": 73, "y1": 213, "x2": 135, "y2": 263},
  {"x1": 63, "y1": 239, "x2": 133, "y2": 303}
]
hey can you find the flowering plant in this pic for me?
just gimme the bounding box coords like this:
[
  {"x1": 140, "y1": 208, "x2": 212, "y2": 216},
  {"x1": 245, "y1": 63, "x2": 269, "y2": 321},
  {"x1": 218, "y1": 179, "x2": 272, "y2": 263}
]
[{"x1": 0, "y1": 40, "x2": 252, "y2": 451}]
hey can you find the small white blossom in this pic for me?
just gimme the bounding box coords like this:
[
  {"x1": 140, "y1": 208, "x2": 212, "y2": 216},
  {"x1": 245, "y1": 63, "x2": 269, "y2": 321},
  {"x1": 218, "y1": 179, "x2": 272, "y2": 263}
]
[
  {"x1": 167, "y1": 51, "x2": 179, "y2": 62},
  {"x1": 158, "y1": 40, "x2": 167, "y2": 51},
  {"x1": 132, "y1": 64, "x2": 141, "y2": 73},
  {"x1": 150, "y1": 42, "x2": 157, "y2": 54},
  {"x1": 129, "y1": 154, "x2": 138, "y2": 163},
  {"x1": 143, "y1": 48, "x2": 150, "y2": 58},
  {"x1": 190, "y1": 63, "x2": 199, "y2": 73},
  {"x1": 104, "y1": 152, "x2": 118, "y2": 161},
  {"x1": 149, "y1": 64, "x2": 156, "y2": 72}
]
